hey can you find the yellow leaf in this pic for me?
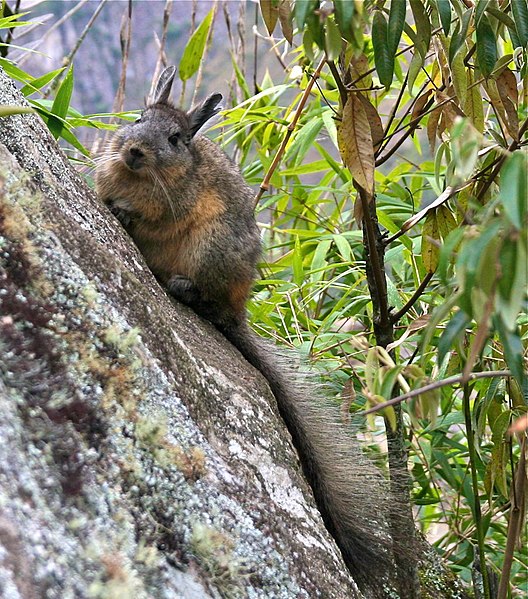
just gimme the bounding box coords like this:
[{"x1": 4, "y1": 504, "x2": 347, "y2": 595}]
[
  {"x1": 337, "y1": 92, "x2": 375, "y2": 194},
  {"x1": 421, "y1": 211, "x2": 440, "y2": 272},
  {"x1": 464, "y1": 69, "x2": 485, "y2": 133}
]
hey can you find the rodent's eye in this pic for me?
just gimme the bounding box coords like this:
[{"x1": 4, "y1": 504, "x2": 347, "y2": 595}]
[
  {"x1": 134, "y1": 117, "x2": 142, "y2": 124},
  {"x1": 168, "y1": 132, "x2": 181, "y2": 147}
]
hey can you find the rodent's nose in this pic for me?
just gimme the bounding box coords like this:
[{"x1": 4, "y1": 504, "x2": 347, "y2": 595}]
[{"x1": 125, "y1": 146, "x2": 145, "y2": 170}]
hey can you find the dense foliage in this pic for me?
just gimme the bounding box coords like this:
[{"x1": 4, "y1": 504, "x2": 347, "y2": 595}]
[{"x1": 1, "y1": 1, "x2": 526, "y2": 597}]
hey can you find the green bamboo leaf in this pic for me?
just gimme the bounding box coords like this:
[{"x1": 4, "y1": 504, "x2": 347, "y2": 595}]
[
  {"x1": 372, "y1": 10, "x2": 393, "y2": 89},
  {"x1": 332, "y1": 234, "x2": 352, "y2": 262},
  {"x1": 476, "y1": 14, "x2": 497, "y2": 78},
  {"x1": 410, "y1": 0, "x2": 431, "y2": 58},
  {"x1": 21, "y1": 67, "x2": 65, "y2": 96},
  {"x1": 333, "y1": 0, "x2": 355, "y2": 43},
  {"x1": 499, "y1": 151, "x2": 528, "y2": 230},
  {"x1": 48, "y1": 65, "x2": 74, "y2": 138},
  {"x1": 449, "y1": 8, "x2": 473, "y2": 64},
  {"x1": 0, "y1": 105, "x2": 34, "y2": 117},
  {"x1": 292, "y1": 236, "x2": 304, "y2": 286},
  {"x1": 511, "y1": 0, "x2": 528, "y2": 47},
  {"x1": 438, "y1": 311, "x2": 470, "y2": 366},
  {"x1": 295, "y1": 0, "x2": 317, "y2": 29},
  {"x1": 324, "y1": 16, "x2": 343, "y2": 61},
  {"x1": 306, "y1": 9, "x2": 325, "y2": 49},
  {"x1": 435, "y1": 0, "x2": 452, "y2": 35},
  {"x1": 179, "y1": 8, "x2": 215, "y2": 82},
  {"x1": 475, "y1": 0, "x2": 491, "y2": 27},
  {"x1": 388, "y1": 0, "x2": 406, "y2": 56},
  {"x1": 495, "y1": 317, "x2": 524, "y2": 387},
  {"x1": 496, "y1": 236, "x2": 527, "y2": 331},
  {"x1": 485, "y1": 5, "x2": 516, "y2": 31},
  {"x1": 0, "y1": 12, "x2": 30, "y2": 29}
]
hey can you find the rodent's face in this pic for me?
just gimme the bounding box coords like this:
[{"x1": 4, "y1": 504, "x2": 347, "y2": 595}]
[{"x1": 113, "y1": 105, "x2": 194, "y2": 176}]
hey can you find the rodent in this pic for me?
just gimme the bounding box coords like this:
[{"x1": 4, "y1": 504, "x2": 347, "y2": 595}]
[{"x1": 96, "y1": 66, "x2": 393, "y2": 596}]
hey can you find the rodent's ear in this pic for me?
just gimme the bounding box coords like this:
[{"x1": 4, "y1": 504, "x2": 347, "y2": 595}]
[
  {"x1": 188, "y1": 93, "x2": 223, "y2": 138},
  {"x1": 152, "y1": 66, "x2": 176, "y2": 104}
]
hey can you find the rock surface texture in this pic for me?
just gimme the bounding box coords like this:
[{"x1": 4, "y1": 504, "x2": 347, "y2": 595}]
[{"x1": 0, "y1": 68, "x2": 364, "y2": 598}]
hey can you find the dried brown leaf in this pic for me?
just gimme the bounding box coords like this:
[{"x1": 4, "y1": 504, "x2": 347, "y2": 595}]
[
  {"x1": 357, "y1": 93, "x2": 384, "y2": 151},
  {"x1": 337, "y1": 92, "x2": 375, "y2": 195},
  {"x1": 278, "y1": 0, "x2": 293, "y2": 44}
]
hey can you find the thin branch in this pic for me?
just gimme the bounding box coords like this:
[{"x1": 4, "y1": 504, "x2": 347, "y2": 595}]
[
  {"x1": 390, "y1": 271, "x2": 434, "y2": 323},
  {"x1": 362, "y1": 370, "x2": 512, "y2": 415},
  {"x1": 17, "y1": 0, "x2": 92, "y2": 67},
  {"x1": 498, "y1": 437, "x2": 527, "y2": 599},
  {"x1": 149, "y1": 0, "x2": 173, "y2": 101},
  {"x1": 475, "y1": 117, "x2": 528, "y2": 202},
  {"x1": 44, "y1": 0, "x2": 108, "y2": 99},
  {"x1": 327, "y1": 60, "x2": 347, "y2": 106},
  {"x1": 254, "y1": 57, "x2": 326, "y2": 207},
  {"x1": 463, "y1": 383, "x2": 492, "y2": 599},
  {"x1": 359, "y1": 186, "x2": 390, "y2": 331}
]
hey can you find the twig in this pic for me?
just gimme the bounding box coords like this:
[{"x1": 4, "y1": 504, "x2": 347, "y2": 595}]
[
  {"x1": 2, "y1": 0, "x2": 21, "y2": 58},
  {"x1": 44, "y1": 0, "x2": 108, "y2": 99},
  {"x1": 362, "y1": 370, "x2": 512, "y2": 415},
  {"x1": 498, "y1": 437, "x2": 527, "y2": 599},
  {"x1": 390, "y1": 271, "x2": 434, "y2": 323},
  {"x1": 149, "y1": 0, "x2": 173, "y2": 102},
  {"x1": 17, "y1": 0, "x2": 91, "y2": 66},
  {"x1": 111, "y1": 0, "x2": 132, "y2": 115},
  {"x1": 359, "y1": 187, "x2": 390, "y2": 333},
  {"x1": 253, "y1": 56, "x2": 326, "y2": 207},
  {"x1": 463, "y1": 383, "x2": 492, "y2": 599},
  {"x1": 327, "y1": 60, "x2": 347, "y2": 106}
]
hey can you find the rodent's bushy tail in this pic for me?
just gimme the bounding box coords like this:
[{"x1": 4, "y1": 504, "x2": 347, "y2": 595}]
[{"x1": 220, "y1": 320, "x2": 393, "y2": 596}]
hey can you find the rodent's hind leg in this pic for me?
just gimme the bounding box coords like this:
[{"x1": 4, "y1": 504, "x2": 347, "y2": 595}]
[{"x1": 167, "y1": 275, "x2": 201, "y2": 306}]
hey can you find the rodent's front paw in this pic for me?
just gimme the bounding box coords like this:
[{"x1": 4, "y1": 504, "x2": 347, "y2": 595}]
[
  {"x1": 167, "y1": 275, "x2": 200, "y2": 305},
  {"x1": 108, "y1": 203, "x2": 134, "y2": 228}
]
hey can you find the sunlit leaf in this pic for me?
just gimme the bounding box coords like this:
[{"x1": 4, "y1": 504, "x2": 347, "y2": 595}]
[{"x1": 179, "y1": 8, "x2": 215, "y2": 82}]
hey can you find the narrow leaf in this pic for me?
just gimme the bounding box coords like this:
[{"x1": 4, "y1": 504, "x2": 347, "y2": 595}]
[
  {"x1": 325, "y1": 16, "x2": 343, "y2": 61},
  {"x1": 295, "y1": 0, "x2": 317, "y2": 29},
  {"x1": 388, "y1": 0, "x2": 406, "y2": 56},
  {"x1": 422, "y1": 210, "x2": 441, "y2": 272},
  {"x1": 260, "y1": 0, "x2": 279, "y2": 35},
  {"x1": 278, "y1": 0, "x2": 294, "y2": 44},
  {"x1": 435, "y1": 0, "x2": 452, "y2": 35},
  {"x1": 179, "y1": 8, "x2": 215, "y2": 82},
  {"x1": 499, "y1": 151, "x2": 528, "y2": 230},
  {"x1": 372, "y1": 10, "x2": 393, "y2": 89},
  {"x1": 333, "y1": 0, "x2": 355, "y2": 43},
  {"x1": 476, "y1": 14, "x2": 497, "y2": 78},
  {"x1": 511, "y1": 0, "x2": 528, "y2": 47}
]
